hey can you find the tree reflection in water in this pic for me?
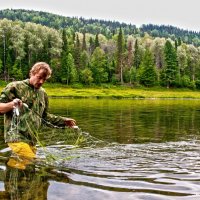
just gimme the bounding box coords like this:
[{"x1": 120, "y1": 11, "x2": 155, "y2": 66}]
[{"x1": 0, "y1": 154, "x2": 69, "y2": 200}]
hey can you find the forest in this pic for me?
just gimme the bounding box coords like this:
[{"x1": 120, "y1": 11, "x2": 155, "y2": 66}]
[{"x1": 0, "y1": 9, "x2": 200, "y2": 89}]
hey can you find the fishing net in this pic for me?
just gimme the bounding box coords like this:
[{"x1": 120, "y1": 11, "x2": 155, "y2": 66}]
[
  {"x1": 6, "y1": 106, "x2": 20, "y2": 141},
  {"x1": 7, "y1": 104, "x2": 112, "y2": 164}
]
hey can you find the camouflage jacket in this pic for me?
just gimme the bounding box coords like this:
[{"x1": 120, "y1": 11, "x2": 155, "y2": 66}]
[{"x1": 0, "y1": 79, "x2": 66, "y2": 145}]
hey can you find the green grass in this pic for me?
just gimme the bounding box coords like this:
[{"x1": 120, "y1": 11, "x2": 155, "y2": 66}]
[
  {"x1": 1, "y1": 82, "x2": 200, "y2": 99},
  {"x1": 43, "y1": 84, "x2": 200, "y2": 99}
]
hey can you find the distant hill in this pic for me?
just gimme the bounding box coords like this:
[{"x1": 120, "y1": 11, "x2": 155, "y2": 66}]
[
  {"x1": 0, "y1": 9, "x2": 137, "y2": 38},
  {"x1": 0, "y1": 8, "x2": 200, "y2": 45},
  {"x1": 141, "y1": 24, "x2": 200, "y2": 46}
]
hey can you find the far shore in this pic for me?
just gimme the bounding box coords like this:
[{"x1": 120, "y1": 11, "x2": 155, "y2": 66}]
[{"x1": 1, "y1": 83, "x2": 200, "y2": 99}]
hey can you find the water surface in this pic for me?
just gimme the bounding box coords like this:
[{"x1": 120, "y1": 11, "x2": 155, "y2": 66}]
[{"x1": 0, "y1": 99, "x2": 200, "y2": 199}]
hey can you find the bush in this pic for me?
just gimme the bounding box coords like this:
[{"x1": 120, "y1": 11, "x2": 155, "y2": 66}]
[
  {"x1": 195, "y1": 80, "x2": 200, "y2": 89},
  {"x1": 180, "y1": 75, "x2": 196, "y2": 89},
  {"x1": 180, "y1": 75, "x2": 191, "y2": 88},
  {"x1": 111, "y1": 74, "x2": 119, "y2": 85},
  {"x1": 71, "y1": 83, "x2": 84, "y2": 89}
]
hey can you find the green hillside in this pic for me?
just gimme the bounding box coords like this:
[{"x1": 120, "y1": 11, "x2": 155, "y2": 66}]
[{"x1": 0, "y1": 9, "x2": 200, "y2": 89}]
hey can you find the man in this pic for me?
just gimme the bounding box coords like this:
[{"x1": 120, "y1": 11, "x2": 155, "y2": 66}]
[{"x1": 0, "y1": 62, "x2": 76, "y2": 161}]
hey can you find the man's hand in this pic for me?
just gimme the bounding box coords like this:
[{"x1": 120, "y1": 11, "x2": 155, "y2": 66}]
[
  {"x1": 64, "y1": 118, "x2": 76, "y2": 128},
  {"x1": 13, "y1": 98, "x2": 23, "y2": 108}
]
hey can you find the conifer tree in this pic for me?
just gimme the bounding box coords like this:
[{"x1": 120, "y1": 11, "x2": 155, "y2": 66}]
[
  {"x1": 178, "y1": 37, "x2": 182, "y2": 46},
  {"x1": 161, "y1": 40, "x2": 178, "y2": 88},
  {"x1": 74, "y1": 34, "x2": 81, "y2": 71},
  {"x1": 138, "y1": 49, "x2": 158, "y2": 87},
  {"x1": 89, "y1": 37, "x2": 95, "y2": 55},
  {"x1": 66, "y1": 53, "x2": 77, "y2": 85},
  {"x1": 95, "y1": 33, "x2": 100, "y2": 48},
  {"x1": 127, "y1": 40, "x2": 133, "y2": 68},
  {"x1": 133, "y1": 39, "x2": 141, "y2": 69},
  {"x1": 60, "y1": 29, "x2": 69, "y2": 82},
  {"x1": 80, "y1": 50, "x2": 89, "y2": 69},
  {"x1": 82, "y1": 32, "x2": 87, "y2": 51},
  {"x1": 0, "y1": 59, "x2": 3, "y2": 76},
  {"x1": 175, "y1": 40, "x2": 178, "y2": 50},
  {"x1": 61, "y1": 29, "x2": 68, "y2": 54},
  {"x1": 116, "y1": 27, "x2": 125, "y2": 83}
]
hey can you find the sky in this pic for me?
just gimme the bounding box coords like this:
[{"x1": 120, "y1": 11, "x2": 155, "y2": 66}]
[{"x1": 0, "y1": 0, "x2": 200, "y2": 32}]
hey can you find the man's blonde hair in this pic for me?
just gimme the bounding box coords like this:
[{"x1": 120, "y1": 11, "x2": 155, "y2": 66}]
[{"x1": 29, "y1": 62, "x2": 52, "y2": 78}]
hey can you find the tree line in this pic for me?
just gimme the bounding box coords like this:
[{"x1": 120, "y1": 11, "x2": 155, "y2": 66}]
[
  {"x1": 1, "y1": 9, "x2": 200, "y2": 46},
  {"x1": 0, "y1": 18, "x2": 200, "y2": 88}
]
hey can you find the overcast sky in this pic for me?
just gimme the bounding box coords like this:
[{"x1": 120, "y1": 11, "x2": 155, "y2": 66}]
[{"x1": 1, "y1": 0, "x2": 200, "y2": 32}]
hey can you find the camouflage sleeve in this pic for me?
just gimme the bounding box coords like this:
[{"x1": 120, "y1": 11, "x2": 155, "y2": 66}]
[
  {"x1": 0, "y1": 83, "x2": 17, "y2": 103},
  {"x1": 42, "y1": 92, "x2": 66, "y2": 127}
]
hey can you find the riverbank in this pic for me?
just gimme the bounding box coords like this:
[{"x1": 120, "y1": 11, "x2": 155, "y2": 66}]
[
  {"x1": 44, "y1": 84, "x2": 200, "y2": 99},
  {"x1": 1, "y1": 83, "x2": 200, "y2": 99}
]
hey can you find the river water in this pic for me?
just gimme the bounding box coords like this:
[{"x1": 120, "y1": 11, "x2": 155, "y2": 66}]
[{"x1": 0, "y1": 99, "x2": 200, "y2": 199}]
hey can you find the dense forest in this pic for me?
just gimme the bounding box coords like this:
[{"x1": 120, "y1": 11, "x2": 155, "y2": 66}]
[
  {"x1": 0, "y1": 9, "x2": 200, "y2": 89},
  {"x1": 1, "y1": 9, "x2": 200, "y2": 46}
]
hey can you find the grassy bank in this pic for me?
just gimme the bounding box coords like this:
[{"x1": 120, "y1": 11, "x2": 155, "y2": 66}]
[
  {"x1": 1, "y1": 82, "x2": 200, "y2": 99},
  {"x1": 44, "y1": 83, "x2": 200, "y2": 99}
]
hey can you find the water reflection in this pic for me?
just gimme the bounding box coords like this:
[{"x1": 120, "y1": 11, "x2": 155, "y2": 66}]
[
  {"x1": 4, "y1": 162, "x2": 49, "y2": 199},
  {"x1": 0, "y1": 151, "x2": 71, "y2": 200},
  {"x1": 48, "y1": 99, "x2": 200, "y2": 143}
]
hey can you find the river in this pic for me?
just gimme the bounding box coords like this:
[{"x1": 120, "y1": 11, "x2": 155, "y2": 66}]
[{"x1": 0, "y1": 99, "x2": 200, "y2": 199}]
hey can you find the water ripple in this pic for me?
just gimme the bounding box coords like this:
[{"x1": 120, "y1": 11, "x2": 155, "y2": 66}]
[{"x1": 37, "y1": 139, "x2": 200, "y2": 198}]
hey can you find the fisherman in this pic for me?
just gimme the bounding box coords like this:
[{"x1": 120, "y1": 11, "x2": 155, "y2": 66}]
[{"x1": 0, "y1": 62, "x2": 76, "y2": 166}]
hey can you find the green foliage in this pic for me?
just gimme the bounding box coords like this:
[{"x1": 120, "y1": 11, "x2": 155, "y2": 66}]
[
  {"x1": 130, "y1": 66, "x2": 138, "y2": 84},
  {"x1": 11, "y1": 62, "x2": 23, "y2": 80},
  {"x1": 138, "y1": 49, "x2": 158, "y2": 87},
  {"x1": 60, "y1": 53, "x2": 77, "y2": 84},
  {"x1": 122, "y1": 67, "x2": 131, "y2": 83},
  {"x1": 73, "y1": 34, "x2": 81, "y2": 70},
  {"x1": 82, "y1": 32, "x2": 87, "y2": 51},
  {"x1": 91, "y1": 47, "x2": 108, "y2": 84},
  {"x1": 0, "y1": 59, "x2": 3, "y2": 75},
  {"x1": 180, "y1": 75, "x2": 191, "y2": 88},
  {"x1": 161, "y1": 40, "x2": 178, "y2": 88},
  {"x1": 80, "y1": 50, "x2": 89, "y2": 69},
  {"x1": 195, "y1": 80, "x2": 200, "y2": 89},
  {"x1": 1, "y1": 9, "x2": 200, "y2": 45},
  {"x1": 133, "y1": 39, "x2": 141, "y2": 69},
  {"x1": 80, "y1": 68, "x2": 93, "y2": 85},
  {"x1": 110, "y1": 74, "x2": 119, "y2": 84},
  {"x1": 67, "y1": 53, "x2": 78, "y2": 84},
  {"x1": 116, "y1": 27, "x2": 125, "y2": 83},
  {"x1": 1, "y1": 10, "x2": 200, "y2": 89},
  {"x1": 2, "y1": 9, "x2": 200, "y2": 47},
  {"x1": 95, "y1": 33, "x2": 100, "y2": 48},
  {"x1": 141, "y1": 24, "x2": 200, "y2": 46}
]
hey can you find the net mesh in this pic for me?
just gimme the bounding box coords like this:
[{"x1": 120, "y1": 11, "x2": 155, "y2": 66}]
[{"x1": 8, "y1": 105, "x2": 112, "y2": 164}]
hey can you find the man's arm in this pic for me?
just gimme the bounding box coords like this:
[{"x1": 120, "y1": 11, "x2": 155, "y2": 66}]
[
  {"x1": 42, "y1": 93, "x2": 76, "y2": 127},
  {"x1": 0, "y1": 99, "x2": 22, "y2": 114},
  {"x1": 0, "y1": 83, "x2": 23, "y2": 114},
  {"x1": 0, "y1": 102, "x2": 14, "y2": 114},
  {"x1": 45, "y1": 112, "x2": 76, "y2": 127}
]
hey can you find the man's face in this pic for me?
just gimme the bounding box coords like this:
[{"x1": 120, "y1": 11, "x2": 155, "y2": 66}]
[{"x1": 30, "y1": 69, "x2": 48, "y2": 89}]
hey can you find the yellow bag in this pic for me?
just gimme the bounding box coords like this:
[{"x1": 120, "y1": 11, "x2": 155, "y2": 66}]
[
  {"x1": 7, "y1": 142, "x2": 36, "y2": 169},
  {"x1": 8, "y1": 142, "x2": 36, "y2": 158}
]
